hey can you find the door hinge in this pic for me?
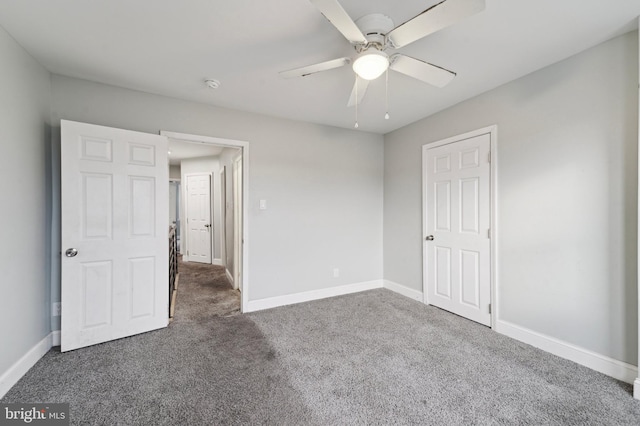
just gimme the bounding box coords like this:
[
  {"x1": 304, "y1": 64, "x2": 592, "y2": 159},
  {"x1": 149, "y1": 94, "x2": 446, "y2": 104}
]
[
  {"x1": 487, "y1": 228, "x2": 491, "y2": 238},
  {"x1": 488, "y1": 303, "x2": 492, "y2": 314},
  {"x1": 488, "y1": 152, "x2": 491, "y2": 163}
]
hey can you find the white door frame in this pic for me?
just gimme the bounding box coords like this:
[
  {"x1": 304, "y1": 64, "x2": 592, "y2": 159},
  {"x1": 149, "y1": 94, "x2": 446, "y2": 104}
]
[
  {"x1": 232, "y1": 154, "x2": 243, "y2": 292},
  {"x1": 422, "y1": 125, "x2": 498, "y2": 329},
  {"x1": 161, "y1": 131, "x2": 249, "y2": 313},
  {"x1": 219, "y1": 167, "x2": 227, "y2": 269},
  {"x1": 184, "y1": 172, "x2": 213, "y2": 264}
]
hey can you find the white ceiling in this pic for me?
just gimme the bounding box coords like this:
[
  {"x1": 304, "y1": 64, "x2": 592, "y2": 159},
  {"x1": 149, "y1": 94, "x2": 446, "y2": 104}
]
[
  {"x1": 0, "y1": 1, "x2": 638, "y2": 134},
  {"x1": 167, "y1": 139, "x2": 224, "y2": 166}
]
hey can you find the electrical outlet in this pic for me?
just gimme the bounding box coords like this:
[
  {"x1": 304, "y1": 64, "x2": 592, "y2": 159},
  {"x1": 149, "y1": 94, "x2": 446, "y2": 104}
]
[
  {"x1": 333, "y1": 268, "x2": 340, "y2": 278},
  {"x1": 52, "y1": 302, "x2": 61, "y2": 317}
]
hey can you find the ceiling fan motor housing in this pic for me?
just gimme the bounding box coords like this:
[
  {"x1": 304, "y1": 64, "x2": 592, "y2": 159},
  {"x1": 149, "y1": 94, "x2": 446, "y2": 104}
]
[{"x1": 355, "y1": 14, "x2": 394, "y2": 50}]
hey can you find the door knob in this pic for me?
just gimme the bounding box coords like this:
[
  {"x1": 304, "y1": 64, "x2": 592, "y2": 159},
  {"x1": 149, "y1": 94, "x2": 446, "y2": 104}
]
[
  {"x1": 425, "y1": 235, "x2": 434, "y2": 241},
  {"x1": 65, "y1": 248, "x2": 78, "y2": 257}
]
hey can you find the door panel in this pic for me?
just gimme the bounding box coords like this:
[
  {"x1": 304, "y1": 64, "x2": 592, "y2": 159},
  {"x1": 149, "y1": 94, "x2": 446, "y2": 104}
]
[
  {"x1": 460, "y1": 249, "x2": 480, "y2": 307},
  {"x1": 82, "y1": 173, "x2": 112, "y2": 238},
  {"x1": 61, "y1": 120, "x2": 168, "y2": 352},
  {"x1": 435, "y1": 247, "x2": 452, "y2": 298},
  {"x1": 82, "y1": 261, "x2": 112, "y2": 328},
  {"x1": 426, "y1": 133, "x2": 491, "y2": 326}
]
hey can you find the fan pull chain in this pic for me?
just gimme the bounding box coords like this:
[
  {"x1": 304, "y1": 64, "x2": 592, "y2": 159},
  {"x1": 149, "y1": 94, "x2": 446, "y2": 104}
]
[
  {"x1": 385, "y1": 69, "x2": 390, "y2": 120},
  {"x1": 354, "y1": 77, "x2": 359, "y2": 129}
]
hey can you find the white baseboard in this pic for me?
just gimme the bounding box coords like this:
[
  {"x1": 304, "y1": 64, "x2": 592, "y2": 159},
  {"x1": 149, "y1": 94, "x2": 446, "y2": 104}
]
[
  {"x1": 383, "y1": 280, "x2": 423, "y2": 302},
  {"x1": 496, "y1": 320, "x2": 638, "y2": 384},
  {"x1": 634, "y1": 378, "x2": 640, "y2": 400},
  {"x1": 212, "y1": 258, "x2": 223, "y2": 266},
  {"x1": 225, "y1": 269, "x2": 234, "y2": 286},
  {"x1": 52, "y1": 331, "x2": 61, "y2": 347},
  {"x1": 0, "y1": 333, "x2": 53, "y2": 399},
  {"x1": 244, "y1": 279, "x2": 384, "y2": 313}
]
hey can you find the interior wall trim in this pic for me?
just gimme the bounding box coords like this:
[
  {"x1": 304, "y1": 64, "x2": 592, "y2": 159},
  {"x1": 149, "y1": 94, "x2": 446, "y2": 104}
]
[
  {"x1": 0, "y1": 333, "x2": 53, "y2": 399},
  {"x1": 383, "y1": 280, "x2": 423, "y2": 302},
  {"x1": 244, "y1": 280, "x2": 384, "y2": 313},
  {"x1": 496, "y1": 319, "x2": 638, "y2": 384}
]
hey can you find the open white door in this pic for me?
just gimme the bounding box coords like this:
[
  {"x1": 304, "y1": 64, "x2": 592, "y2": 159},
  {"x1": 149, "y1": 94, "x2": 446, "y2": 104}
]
[
  {"x1": 424, "y1": 133, "x2": 491, "y2": 326},
  {"x1": 185, "y1": 173, "x2": 212, "y2": 263},
  {"x1": 61, "y1": 120, "x2": 169, "y2": 352}
]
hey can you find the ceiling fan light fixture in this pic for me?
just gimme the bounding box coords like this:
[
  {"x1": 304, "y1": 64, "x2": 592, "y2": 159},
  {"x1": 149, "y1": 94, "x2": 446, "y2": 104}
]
[{"x1": 353, "y1": 50, "x2": 389, "y2": 81}]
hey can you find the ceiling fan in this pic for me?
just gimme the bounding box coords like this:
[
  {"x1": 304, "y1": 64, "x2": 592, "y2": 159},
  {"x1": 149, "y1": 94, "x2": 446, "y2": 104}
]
[{"x1": 280, "y1": 0, "x2": 485, "y2": 109}]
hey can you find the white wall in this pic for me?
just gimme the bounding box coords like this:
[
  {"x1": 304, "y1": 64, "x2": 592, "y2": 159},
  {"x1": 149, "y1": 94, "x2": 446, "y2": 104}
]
[
  {"x1": 384, "y1": 32, "x2": 638, "y2": 365},
  {"x1": 180, "y1": 156, "x2": 219, "y2": 260},
  {"x1": 0, "y1": 25, "x2": 52, "y2": 381},
  {"x1": 169, "y1": 165, "x2": 181, "y2": 180},
  {"x1": 49, "y1": 75, "x2": 384, "y2": 308}
]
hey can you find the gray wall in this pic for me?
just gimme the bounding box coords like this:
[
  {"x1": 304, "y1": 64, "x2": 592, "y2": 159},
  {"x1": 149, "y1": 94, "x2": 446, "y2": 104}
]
[
  {"x1": 49, "y1": 74, "x2": 384, "y2": 310},
  {"x1": 169, "y1": 165, "x2": 181, "y2": 180},
  {"x1": 0, "y1": 26, "x2": 52, "y2": 376},
  {"x1": 384, "y1": 32, "x2": 639, "y2": 365}
]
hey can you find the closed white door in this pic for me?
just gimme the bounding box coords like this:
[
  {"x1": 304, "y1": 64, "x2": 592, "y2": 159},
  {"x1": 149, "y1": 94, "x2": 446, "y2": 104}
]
[
  {"x1": 61, "y1": 120, "x2": 169, "y2": 352},
  {"x1": 425, "y1": 133, "x2": 491, "y2": 326},
  {"x1": 186, "y1": 173, "x2": 212, "y2": 263}
]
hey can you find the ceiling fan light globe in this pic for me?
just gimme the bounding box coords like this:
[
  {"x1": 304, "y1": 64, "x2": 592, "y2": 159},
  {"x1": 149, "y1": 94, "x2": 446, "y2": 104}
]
[{"x1": 353, "y1": 51, "x2": 389, "y2": 81}]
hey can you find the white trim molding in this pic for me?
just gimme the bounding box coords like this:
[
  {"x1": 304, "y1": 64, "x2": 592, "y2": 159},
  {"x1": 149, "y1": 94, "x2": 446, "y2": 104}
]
[
  {"x1": 225, "y1": 269, "x2": 234, "y2": 286},
  {"x1": 383, "y1": 280, "x2": 423, "y2": 302},
  {"x1": 635, "y1": 21, "x2": 640, "y2": 401},
  {"x1": 0, "y1": 333, "x2": 53, "y2": 399},
  {"x1": 244, "y1": 280, "x2": 383, "y2": 313},
  {"x1": 496, "y1": 320, "x2": 638, "y2": 384}
]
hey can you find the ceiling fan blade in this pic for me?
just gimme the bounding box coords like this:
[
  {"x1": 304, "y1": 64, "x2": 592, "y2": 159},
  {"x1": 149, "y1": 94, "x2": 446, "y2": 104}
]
[
  {"x1": 386, "y1": 0, "x2": 485, "y2": 48},
  {"x1": 390, "y1": 54, "x2": 456, "y2": 88},
  {"x1": 279, "y1": 57, "x2": 351, "y2": 78},
  {"x1": 309, "y1": 0, "x2": 367, "y2": 44},
  {"x1": 347, "y1": 76, "x2": 369, "y2": 107}
]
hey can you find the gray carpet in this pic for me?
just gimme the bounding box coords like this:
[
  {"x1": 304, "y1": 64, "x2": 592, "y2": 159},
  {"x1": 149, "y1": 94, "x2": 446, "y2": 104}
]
[
  {"x1": 173, "y1": 258, "x2": 240, "y2": 321},
  {"x1": 3, "y1": 283, "x2": 640, "y2": 424}
]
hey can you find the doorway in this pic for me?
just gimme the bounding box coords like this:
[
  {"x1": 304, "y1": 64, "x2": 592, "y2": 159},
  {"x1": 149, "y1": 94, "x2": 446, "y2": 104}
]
[
  {"x1": 59, "y1": 121, "x2": 250, "y2": 352},
  {"x1": 422, "y1": 126, "x2": 497, "y2": 327},
  {"x1": 163, "y1": 131, "x2": 249, "y2": 312}
]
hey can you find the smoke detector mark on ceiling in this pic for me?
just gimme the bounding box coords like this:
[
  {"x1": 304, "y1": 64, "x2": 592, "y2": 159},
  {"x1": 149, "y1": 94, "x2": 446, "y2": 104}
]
[{"x1": 205, "y1": 79, "x2": 221, "y2": 89}]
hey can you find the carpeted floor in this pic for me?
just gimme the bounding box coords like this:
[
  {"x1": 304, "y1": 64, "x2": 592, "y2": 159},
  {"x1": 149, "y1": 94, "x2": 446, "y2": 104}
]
[
  {"x1": 3, "y1": 278, "x2": 640, "y2": 424},
  {"x1": 173, "y1": 258, "x2": 240, "y2": 321}
]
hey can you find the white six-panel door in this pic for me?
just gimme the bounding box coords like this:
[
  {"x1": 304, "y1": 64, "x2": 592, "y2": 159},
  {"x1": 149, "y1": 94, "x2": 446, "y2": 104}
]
[
  {"x1": 425, "y1": 133, "x2": 491, "y2": 326},
  {"x1": 185, "y1": 173, "x2": 212, "y2": 263},
  {"x1": 61, "y1": 120, "x2": 169, "y2": 351}
]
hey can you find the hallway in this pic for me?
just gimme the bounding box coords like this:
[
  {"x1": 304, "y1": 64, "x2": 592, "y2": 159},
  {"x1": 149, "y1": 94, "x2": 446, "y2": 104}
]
[{"x1": 173, "y1": 258, "x2": 240, "y2": 323}]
